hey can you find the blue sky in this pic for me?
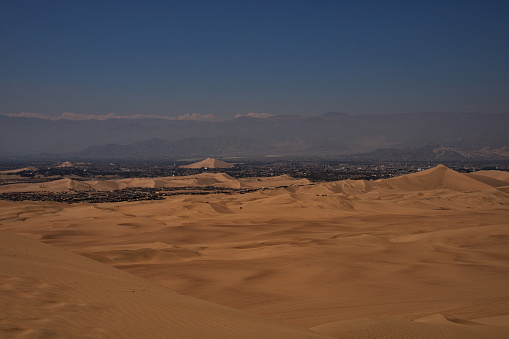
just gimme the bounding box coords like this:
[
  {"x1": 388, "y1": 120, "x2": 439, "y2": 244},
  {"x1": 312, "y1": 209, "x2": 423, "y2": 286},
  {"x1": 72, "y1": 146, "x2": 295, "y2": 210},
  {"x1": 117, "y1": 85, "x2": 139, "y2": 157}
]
[{"x1": 1, "y1": 0, "x2": 508, "y2": 118}]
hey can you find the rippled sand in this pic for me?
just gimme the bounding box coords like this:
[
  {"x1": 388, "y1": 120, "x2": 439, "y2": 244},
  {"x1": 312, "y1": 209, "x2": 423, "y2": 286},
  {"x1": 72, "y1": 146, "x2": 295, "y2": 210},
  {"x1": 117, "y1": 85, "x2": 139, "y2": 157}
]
[{"x1": 1, "y1": 165, "x2": 509, "y2": 338}]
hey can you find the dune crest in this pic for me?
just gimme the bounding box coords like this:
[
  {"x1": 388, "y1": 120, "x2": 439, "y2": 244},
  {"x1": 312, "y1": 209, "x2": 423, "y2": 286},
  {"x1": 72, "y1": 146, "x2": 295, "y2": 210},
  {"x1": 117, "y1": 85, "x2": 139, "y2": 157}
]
[
  {"x1": 180, "y1": 157, "x2": 234, "y2": 168},
  {"x1": 375, "y1": 165, "x2": 495, "y2": 191},
  {"x1": 0, "y1": 171, "x2": 311, "y2": 193}
]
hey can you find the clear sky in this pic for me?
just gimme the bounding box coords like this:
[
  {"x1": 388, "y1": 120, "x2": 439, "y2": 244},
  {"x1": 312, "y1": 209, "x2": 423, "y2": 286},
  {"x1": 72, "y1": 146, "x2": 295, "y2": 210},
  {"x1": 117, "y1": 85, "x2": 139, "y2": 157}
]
[{"x1": 1, "y1": 0, "x2": 508, "y2": 119}]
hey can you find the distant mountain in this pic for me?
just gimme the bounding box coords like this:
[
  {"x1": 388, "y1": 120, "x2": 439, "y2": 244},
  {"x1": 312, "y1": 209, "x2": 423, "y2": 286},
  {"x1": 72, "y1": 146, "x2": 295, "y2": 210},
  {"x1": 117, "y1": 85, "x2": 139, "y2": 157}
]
[
  {"x1": 74, "y1": 136, "x2": 345, "y2": 159},
  {"x1": 75, "y1": 136, "x2": 268, "y2": 159},
  {"x1": 354, "y1": 144, "x2": 509, "y2": 161},
  {"x1": 1, "y1": 112, "x2": 508, "y2": 159}
]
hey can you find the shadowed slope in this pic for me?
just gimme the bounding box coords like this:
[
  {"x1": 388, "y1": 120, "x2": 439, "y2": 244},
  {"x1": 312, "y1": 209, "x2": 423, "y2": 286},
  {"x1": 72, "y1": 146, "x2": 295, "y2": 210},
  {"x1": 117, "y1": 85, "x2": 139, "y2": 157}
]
[{"x1": 472, "y1": 170, "x2": 509, "y2": 183}]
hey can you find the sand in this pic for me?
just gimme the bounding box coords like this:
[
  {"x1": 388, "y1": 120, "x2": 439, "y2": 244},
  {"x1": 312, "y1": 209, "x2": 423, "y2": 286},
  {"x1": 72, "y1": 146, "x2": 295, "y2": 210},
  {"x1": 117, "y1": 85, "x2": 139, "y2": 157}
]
[
  {"x1": 180, "y1": 157, "x2": 234, "y2": 169},
  {"x1": 0, "y1": 172, "x2": 310, "y2": 193},
  {"x1": 311, "y1": 314, "x2": 509, "y2": 338},
  {"x1": 0, "y1": 230, "x2": 327, "y2": 338},
  {"x1": 1, "y1": 165, "x2": 509, "y2": 338},
  {"x1": 0, "y1": 166, "x2": 38, "y2": 174}
]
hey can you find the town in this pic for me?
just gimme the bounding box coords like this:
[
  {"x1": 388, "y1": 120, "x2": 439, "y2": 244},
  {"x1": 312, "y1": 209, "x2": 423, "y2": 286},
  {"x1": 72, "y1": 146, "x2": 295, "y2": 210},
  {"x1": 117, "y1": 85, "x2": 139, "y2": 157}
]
[{"x1": 1, "y1": 158, "x2": 508, "y2": 204}]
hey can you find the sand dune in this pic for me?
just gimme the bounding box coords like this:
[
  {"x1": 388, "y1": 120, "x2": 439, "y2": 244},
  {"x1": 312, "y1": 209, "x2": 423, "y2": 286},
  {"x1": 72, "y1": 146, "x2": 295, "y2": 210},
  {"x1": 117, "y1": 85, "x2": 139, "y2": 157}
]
[
  {"x1": 180, "y1": 157, "x2": 234, "y2": 169},
  {"x1": 372, "y1": 164, "x2": 495, "y2": 191},
  {"x1": 0, "y1": 230, "x2": 329, "y2": 338},
  {"x1": 472, "y1": 170, "x2": 509, "y2": 183},
  {"x1": 466, "y1": 173, "x2": 509, "y2": 188},
  {"x1": 312, "y1": 314, "x2": 509, "y2": 338},
  {"x1": 1, "y1": 165, "x2": 508, "y2": 337},
  {"x1": 55, "y1": 161, "x2": 75, "y2": 167},
  {"x1": 239, "y1": 174, "x2": 310, "y2": 188},
  {"x1": 0, "y1": 172, "x2": 310, "y2": 193},
  {"x1": 0, "y1": 166, "x2": 38, "y2": 174},
  {"x1": 320, "y1": 165, "x2": 507, "y2": 202},
  {"x1": 0, "y1": 178, "x2": 93, "y2": 193}
]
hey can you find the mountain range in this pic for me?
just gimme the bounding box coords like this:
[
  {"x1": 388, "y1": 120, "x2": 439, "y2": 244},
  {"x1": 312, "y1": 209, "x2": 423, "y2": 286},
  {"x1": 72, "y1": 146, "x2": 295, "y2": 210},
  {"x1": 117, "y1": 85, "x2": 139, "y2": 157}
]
[
  {"x1": 354, "y1": 144, "x2": 509, "y2": 161},
  {"x1": 1, "y1": 112, "x2": 508, "y2": 160}
]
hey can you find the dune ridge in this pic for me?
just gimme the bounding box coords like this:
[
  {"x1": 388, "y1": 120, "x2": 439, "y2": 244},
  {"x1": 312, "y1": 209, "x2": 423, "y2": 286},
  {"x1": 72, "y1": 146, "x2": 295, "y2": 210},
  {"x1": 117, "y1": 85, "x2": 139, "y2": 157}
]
[
  {"x1": 0, "y1": 172, "x2": 310, "y2": 193},
  {"x1": 1, "y1": 165, "x2": 508, "y2": 337},
  {"x1": 0, "y1": 166, "x2": 38, "y2": 174},
  {"x1": 180, "y1": 157, "x2": 234, "y2": 169}
]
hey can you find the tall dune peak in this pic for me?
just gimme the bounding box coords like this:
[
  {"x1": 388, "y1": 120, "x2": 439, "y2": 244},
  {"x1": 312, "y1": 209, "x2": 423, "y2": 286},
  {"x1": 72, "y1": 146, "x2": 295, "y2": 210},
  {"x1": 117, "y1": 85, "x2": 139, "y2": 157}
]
[
  {"x1": 382, "y1": 164, "x2": 495, "y2": 192},
  {"x1": 180, "y1": 157, "x2": 234, "y2": 169}
]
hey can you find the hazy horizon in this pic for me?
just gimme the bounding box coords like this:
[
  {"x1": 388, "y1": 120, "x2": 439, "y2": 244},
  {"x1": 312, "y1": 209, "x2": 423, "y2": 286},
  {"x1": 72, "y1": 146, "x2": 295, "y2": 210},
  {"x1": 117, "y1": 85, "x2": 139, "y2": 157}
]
[
  {"x1": 1, "y1": 111, "x2": 508, "y2": 159},
  {"x1": 4, "y1": 110, "x2": 508, "y2": 122}
]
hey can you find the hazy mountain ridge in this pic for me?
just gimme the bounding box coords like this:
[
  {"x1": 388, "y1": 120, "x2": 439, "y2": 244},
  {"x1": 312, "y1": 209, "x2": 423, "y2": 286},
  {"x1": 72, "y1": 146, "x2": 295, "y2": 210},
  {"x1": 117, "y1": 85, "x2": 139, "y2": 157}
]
[
  {"x1": 1, "y1": 112, "x2": 508, "y2": 159},
  {"x1": 355, "y1": 144, "x2": 509, "y2": 161},
  {"x1": 75, "y1": 136, "x2": 346, "y2": 159},
  {"x1": 76, "y1": 136, "x2": 271, "y2": 159}
]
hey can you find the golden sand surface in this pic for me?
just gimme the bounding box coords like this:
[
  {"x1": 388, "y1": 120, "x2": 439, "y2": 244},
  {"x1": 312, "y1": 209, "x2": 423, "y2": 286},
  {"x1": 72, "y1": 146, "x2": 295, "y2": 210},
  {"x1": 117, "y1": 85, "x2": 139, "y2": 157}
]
[
  {"x1": 180, "y1": 157, "x2": 234, "y2": 169},
  {"x1": 0, "y1": 231, "x2": 327, "y2": 338},
  {"x1": 1, "y1": 165, "x2": 509, "y2": 338},
  {"x1": 0, "y1": 172, "x2": 309, "y2": 192}
]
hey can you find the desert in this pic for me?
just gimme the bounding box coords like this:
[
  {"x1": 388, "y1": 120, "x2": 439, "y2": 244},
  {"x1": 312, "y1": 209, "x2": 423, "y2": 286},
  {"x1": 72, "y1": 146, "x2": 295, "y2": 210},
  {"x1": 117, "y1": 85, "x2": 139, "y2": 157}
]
[
  {"x1": 3, "y1": 1, "x2": 509, "y2": 337},
  {"x1": 1, "y1": 165, "x2": 509, "y2": 338}
]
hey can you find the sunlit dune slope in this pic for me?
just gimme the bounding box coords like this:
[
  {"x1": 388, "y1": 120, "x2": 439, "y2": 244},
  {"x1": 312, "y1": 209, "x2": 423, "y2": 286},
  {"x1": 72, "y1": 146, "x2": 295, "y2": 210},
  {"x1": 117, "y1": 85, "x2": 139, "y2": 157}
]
[
  {"x1": 0, "y1": 230, "x2": 329, "y2": 338},
  {"x1": 312, "y1": 314, "x2": 509, "y2": 339},
  {"x1": 375, "y1": 164, "x2": 495, "y2": 191},
  {"x1": 0, "y1": 172, "x2": 310, "y2": 193},
  {"x1": 1, "y1": 165, "x2": 508, "y2": 335},
  {"x1": 180, "y1": 157, "x2": 234, "y2": 169},
  {"x1": 0, "y1": 166, "x2": 38, "y2": 174},
  {"x1": 323, "y1": 165, "x2": 498, "y2": 194}
]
